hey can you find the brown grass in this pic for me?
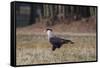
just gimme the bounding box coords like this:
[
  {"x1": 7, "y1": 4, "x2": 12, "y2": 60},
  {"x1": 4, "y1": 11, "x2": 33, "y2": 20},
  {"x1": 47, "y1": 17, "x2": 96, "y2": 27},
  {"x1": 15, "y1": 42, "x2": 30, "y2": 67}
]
[
  {"x1": 16, "y1": 16, "x2": 96, "y2": 34},
  {"x1": 16, "y1": 34, "x2": 96, "y2": 65}
]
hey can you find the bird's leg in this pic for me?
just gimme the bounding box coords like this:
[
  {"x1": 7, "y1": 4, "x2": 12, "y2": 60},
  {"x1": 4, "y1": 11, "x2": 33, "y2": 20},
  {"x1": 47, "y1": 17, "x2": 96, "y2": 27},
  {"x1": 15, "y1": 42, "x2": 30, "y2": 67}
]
[{"x1": 52, "y1": 46, "x2": 56, "y2": 51}]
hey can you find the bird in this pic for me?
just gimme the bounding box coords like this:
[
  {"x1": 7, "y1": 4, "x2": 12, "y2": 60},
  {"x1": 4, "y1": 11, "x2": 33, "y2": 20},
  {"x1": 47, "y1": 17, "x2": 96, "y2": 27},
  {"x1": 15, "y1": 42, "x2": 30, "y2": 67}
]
[{"x1": 45, "y1": 28, "x2": 74, "y2": 51}]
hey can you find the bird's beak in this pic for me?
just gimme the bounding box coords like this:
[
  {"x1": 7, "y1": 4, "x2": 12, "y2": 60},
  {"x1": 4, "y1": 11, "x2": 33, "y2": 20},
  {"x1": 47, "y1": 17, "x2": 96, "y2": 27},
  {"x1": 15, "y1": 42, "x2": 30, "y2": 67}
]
[{"x1": 43, "y1": 30, "x2": 46, "y2": 32}]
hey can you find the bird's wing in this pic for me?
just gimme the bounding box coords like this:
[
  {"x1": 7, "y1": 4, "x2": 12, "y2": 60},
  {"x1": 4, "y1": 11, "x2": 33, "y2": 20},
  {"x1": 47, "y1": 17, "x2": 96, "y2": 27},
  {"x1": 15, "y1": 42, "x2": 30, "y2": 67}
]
[{"x1": 50, "y1": 37, "x2": 64, "y2": 44}]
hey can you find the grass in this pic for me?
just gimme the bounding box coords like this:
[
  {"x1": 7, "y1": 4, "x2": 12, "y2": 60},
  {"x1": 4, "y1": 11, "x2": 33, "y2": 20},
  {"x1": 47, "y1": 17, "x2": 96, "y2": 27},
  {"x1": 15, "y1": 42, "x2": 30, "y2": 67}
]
[{"x1": 16, "y1": 34, "x2": 96, "y2": 65}]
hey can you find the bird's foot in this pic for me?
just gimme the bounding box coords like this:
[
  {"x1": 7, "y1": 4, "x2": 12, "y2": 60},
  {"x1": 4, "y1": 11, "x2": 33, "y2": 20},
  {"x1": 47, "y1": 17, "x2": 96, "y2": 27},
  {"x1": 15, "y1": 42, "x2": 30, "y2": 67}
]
[{"x1": 52, "y1": 47, "x2": 56, "y2": 51}]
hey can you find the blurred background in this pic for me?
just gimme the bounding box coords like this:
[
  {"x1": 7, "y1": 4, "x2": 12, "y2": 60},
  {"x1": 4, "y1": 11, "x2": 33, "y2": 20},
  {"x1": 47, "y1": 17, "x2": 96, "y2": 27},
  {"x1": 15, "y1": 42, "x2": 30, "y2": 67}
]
[{"x1": 16, "y1": 2, "x2": 97, "y2": 33}]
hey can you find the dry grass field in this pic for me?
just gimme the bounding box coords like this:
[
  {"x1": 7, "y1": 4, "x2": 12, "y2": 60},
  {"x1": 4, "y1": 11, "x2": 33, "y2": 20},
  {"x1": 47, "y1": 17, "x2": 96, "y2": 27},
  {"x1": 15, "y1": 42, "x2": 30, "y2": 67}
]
[
  {"x1": 16, "y1": 33, "x2": 96, "y2": 65},
  {"x1": 16, "y1": 17, "x2": 96, "y2": 65}
]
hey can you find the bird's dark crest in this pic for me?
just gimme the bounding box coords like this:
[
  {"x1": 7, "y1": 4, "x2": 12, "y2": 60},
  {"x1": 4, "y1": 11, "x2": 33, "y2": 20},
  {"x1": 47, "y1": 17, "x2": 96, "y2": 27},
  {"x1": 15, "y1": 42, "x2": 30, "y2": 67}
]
[{"x1": 46, "y1": 28, "x2": 53, "y2": 31}]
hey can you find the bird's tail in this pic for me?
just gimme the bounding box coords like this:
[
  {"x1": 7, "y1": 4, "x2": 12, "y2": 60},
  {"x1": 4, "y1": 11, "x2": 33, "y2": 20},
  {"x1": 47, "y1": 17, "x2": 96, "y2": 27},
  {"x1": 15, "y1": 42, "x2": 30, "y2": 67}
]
[{"x1": 63, "y1": 39, "x2": 74, "y2": 44}]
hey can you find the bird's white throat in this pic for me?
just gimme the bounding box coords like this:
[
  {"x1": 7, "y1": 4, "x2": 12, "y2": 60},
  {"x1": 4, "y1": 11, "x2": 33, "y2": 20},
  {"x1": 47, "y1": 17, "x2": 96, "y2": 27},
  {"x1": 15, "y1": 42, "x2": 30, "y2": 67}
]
[{"x1": 47, "y1": 30, "x2": 54, "y2": 40}]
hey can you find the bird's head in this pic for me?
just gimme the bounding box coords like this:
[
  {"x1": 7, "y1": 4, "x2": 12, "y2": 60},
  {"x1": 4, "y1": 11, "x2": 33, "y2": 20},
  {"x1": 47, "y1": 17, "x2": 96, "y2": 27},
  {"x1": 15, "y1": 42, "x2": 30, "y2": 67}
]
[
  {"x1": 44, "y1": 28, "x2": 54, "y2": 39},
  {"x1": 44, "y1": 28, "x2": 53, "y2": 35},
  {"x1": 46, "y1": 28, "x2": 53, "y2": 32},
  {"x1": 44, "y1": 28, "x2": 53, "y2": 32}
]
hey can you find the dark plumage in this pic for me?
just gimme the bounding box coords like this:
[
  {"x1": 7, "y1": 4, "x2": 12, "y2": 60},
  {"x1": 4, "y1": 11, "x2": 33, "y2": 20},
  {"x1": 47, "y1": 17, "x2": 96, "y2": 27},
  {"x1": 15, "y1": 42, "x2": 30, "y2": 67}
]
[
  {"x1": 46, "y1": 28, "x2": 74, "y2": 51},
  {"x1": 50, "y1": 37, "x2": 74, "y2": 51}
]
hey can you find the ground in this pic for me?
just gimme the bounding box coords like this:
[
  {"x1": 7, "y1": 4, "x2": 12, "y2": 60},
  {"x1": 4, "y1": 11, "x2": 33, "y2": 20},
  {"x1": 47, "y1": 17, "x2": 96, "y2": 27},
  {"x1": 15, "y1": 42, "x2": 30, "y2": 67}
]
[
  {"x1": 16, "y1": 33, "x2": 96, "y2": 65},
  {"x1": 16, "y1": 17, "x2": 97, "y2": 65}
]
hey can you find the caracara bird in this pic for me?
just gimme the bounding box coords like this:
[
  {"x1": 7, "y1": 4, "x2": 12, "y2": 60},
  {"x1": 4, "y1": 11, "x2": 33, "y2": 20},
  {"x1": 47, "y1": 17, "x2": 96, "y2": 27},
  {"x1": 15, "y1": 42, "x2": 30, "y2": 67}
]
[{"x1": 46, "y1": 28, "x2": 74, "y2": 51}]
